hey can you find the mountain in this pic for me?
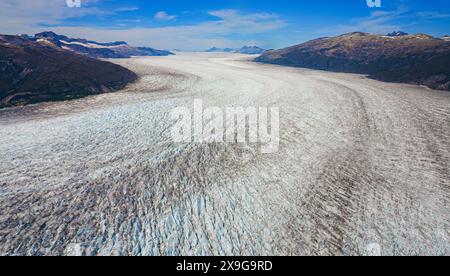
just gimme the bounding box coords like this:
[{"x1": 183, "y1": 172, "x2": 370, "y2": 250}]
[
  {"x1": 33, "y1": 31, "x2": 173, "y2": 59},
  {"x1": 206, "y1": 46, "x2": 266, "y2": 54},
  {"x1": 256, "y1": 32, "x2": 450, "y2": 91},
  {"x1": 206, "y1": 47, "x2": 235, "y2": 53},
  {"x1": 235, "y1": 46, "x2": 266, "y2": 54},
  {"x1": 442, "y1": 36, "x2": 450, "y2": 42},
  {"x1": 0, "y1": 34, "x2": 137, "y2": 108},
  {"x1": 386, "y1": 31, "x2": 409, "y2": 37}
]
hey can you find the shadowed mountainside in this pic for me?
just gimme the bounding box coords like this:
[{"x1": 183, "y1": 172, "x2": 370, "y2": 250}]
[
  {"x1": 256, "y1": 32, "x2": 450, "y2": 91},
  {"x1": 0, "y1": 34, "x2": 137, "y2": 108}
]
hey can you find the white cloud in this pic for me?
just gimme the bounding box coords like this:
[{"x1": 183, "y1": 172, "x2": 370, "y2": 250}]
[
  {"x1": 1, "y1": 7, "x2": 285, "y2": 50},
  {"x1": 316, "y1": 6, "x2": 410, "y2": 36},
  {"x1": 416, "y1": 11, "x2": 450, "y2": 19},
  {"x1": 155, "y1": 11, "x2": 176, "y2": 21},
  {"x1": 318, "y1": 6, "x2": 450, "y2": 37},
  {"x1": 0, "y1": 1, "x2": 286, "y2": 50},
  {"x1": 114, "y1": 7, "x2": 140, "y2": 13},
  {"x1": 0, "y1": 0, "x2": 108, "y2": 34},
  {"x1": 206, "y1": 10, "x2": 286, "y2": 34}
]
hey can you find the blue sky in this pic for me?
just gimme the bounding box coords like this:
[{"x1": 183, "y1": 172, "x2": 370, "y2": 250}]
[{"x1": 1, "y1": 0, "x2": 450, "y2": 50}]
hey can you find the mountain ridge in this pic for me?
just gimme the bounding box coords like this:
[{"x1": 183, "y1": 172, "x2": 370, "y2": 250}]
[
  {"x1": 0, "y1": 34, "x2": 137, "y2": 108},
  {"x1": 206, "y1": 46, "x2": 266, "y2": 54},
  {"x1": 256, "y1": 32, "x2": 450, "y2": 91},
  {"x1": 386, "y1": 31, "x2": 409, "y2": 37},
  {"x1": 32, "y1": 31, "x2": 173, "y2": 59}
]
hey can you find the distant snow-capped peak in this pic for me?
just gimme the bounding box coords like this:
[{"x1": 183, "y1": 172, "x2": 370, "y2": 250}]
[{"x1": 386, "y1": 31, "x2": 409, "y2": 37}]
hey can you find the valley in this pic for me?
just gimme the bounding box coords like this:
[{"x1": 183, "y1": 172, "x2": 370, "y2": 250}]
[{"x1": 0, "y1": 53, "x2": 448, "y2": 256}]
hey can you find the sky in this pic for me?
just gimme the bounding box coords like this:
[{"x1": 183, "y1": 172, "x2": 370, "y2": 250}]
[{"x1": 1, "y1": 0, "x2": 450, "y2": 50}]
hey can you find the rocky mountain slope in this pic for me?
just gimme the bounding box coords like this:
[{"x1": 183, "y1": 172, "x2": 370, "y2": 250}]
[
  {"x1": 33, "y1": 31, "x2": 173, "y2": 59},
  {"x1": 0, "y1": 34, "x2": 137, "y2": 108},
  {"x1": 256, "y1": 32, "x2": 450, "y2": 91}
]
